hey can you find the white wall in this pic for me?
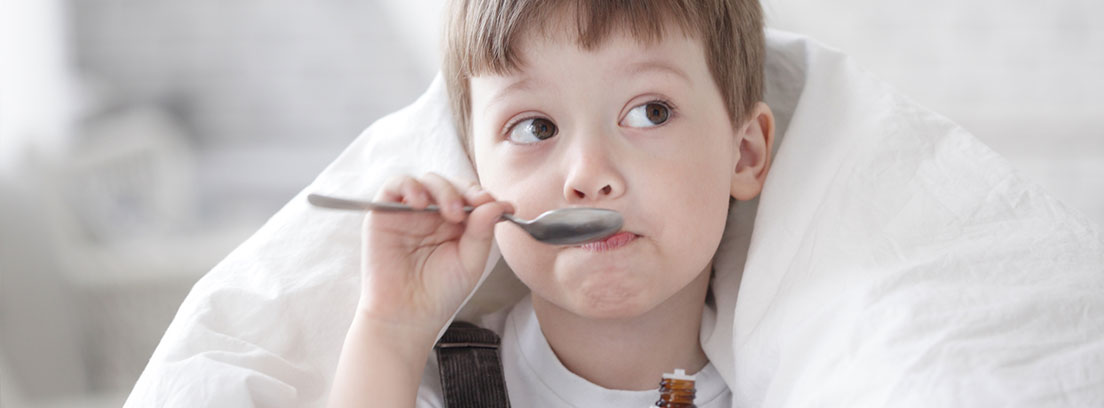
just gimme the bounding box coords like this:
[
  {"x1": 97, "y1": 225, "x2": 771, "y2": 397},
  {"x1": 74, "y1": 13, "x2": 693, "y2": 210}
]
[
  {"x1": 764, "y1": 0, "x2": 1104, "y2": 227},
  {"x1": 0, "y1": 0, "x2": 76, "y2": 171}
]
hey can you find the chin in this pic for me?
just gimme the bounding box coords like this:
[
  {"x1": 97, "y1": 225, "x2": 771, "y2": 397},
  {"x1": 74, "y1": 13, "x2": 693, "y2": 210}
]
[{"x1": 566, "y1": 285, "x2": 658, "y2": 320}]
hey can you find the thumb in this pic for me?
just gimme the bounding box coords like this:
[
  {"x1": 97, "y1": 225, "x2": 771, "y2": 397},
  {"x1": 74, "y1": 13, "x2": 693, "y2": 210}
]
[{"x1": 456, "y1": 201, "x2": 513, "y2": 276}]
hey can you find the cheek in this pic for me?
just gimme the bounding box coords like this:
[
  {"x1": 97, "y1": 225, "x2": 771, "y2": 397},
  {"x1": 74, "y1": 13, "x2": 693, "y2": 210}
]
[
  {"x1": 645, "y1": 144, "x2": 733, "y2": 271},
  {"x1": 646, "y1": 139, "x2": 733, "y2": 210},
  {"x1": 476, "y1": 154, "x2": 561, "y2": 220},
  {"x1": 479, "y1": 160, "x2": 562, "y2": 288},
  {"x1": 494, "y1": 222, "x2": 556, "y2": 290}
]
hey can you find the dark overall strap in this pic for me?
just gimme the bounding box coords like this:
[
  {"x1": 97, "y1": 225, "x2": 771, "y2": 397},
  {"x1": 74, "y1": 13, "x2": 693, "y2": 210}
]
[{"x1": 434, "y1": 321, "x2": 511, "y2": 408}]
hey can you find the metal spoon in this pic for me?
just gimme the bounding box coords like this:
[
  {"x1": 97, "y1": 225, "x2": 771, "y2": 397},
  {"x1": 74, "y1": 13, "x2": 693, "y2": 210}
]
[{"x1": 307, "y1": 193, "x2": 623, "y2": 245}]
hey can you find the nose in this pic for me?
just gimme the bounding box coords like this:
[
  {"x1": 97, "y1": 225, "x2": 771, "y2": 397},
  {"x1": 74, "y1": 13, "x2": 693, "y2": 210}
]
[{"x1": 562, "y1": 135, "x2": 626, "y2": 203}]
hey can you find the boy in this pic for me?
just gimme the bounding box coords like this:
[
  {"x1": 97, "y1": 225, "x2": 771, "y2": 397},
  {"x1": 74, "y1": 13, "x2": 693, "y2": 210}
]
[{"x1": 329, "y1": 0, "x2": 774, "y2": 406}]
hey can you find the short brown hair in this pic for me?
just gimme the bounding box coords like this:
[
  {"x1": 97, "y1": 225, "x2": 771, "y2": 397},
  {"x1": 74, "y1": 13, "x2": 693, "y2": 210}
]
[{"x1": 444, "y1": 0, "x2": 764, "y2": 144}]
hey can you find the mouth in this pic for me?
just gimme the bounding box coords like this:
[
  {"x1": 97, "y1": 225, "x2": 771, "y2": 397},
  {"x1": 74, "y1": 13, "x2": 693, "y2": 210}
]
[{"x1": 576, "y1": 231, "x2": 638, "y2": 252}]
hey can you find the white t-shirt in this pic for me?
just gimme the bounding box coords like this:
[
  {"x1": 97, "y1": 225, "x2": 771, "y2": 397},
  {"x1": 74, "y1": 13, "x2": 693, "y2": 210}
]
[{"x1": 417, "y1": 296, "x2": 732, "y2": 407}]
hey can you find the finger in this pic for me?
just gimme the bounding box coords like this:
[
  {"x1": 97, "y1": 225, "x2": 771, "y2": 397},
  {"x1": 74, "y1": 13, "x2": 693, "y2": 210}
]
[
  {"x1": 421, "y1": 173, "x2": 466, "y2": 223},
  {"x1": 374, "y1": 175, "x2": 413, "y2": 202},
  {"x1": 460, "y1": 183, "x2": 496, "y2": 208},
  {"x1": 400, "y1": 177, "x2": 431, "y2": 209},
  {"x1": 375, "y1": 175, "x2": 430, "y2": 209},
  {"x1": 457, "y1": 200, "x2": 513, "y2": 274}
]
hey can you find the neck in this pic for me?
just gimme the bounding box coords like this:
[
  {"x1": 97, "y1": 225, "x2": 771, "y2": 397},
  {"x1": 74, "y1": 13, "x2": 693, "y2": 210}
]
[{"x1": 531, "y1": 265, "x2": 712, "y2": 391}]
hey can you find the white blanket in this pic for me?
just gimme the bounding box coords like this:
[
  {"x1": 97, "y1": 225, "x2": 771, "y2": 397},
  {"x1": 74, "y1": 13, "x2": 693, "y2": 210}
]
[{"x1": 126, "y1": 29, "x2": 1104, "y2": 407}]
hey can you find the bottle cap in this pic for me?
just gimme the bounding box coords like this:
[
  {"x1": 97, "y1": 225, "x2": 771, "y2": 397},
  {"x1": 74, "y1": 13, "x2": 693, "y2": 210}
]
[{"x1": 661, "y1": 368, "x2": 695, "y2": 381}]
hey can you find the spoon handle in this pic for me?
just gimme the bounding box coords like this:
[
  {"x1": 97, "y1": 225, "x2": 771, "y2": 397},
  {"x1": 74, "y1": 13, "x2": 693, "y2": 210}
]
[{"x1": 307, "y1": 193, "x2": 475, "y2": 213}]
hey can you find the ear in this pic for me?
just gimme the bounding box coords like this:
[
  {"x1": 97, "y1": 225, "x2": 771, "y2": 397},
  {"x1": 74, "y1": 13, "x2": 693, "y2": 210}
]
[{"x1": 730, "y1": 102, "x2": 775, "y2": 201}]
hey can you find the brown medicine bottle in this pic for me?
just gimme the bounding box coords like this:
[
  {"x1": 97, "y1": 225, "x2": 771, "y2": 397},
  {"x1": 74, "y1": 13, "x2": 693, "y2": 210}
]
[{"x1": 654, "y1": 369, "x2": 696, "y2": 408}]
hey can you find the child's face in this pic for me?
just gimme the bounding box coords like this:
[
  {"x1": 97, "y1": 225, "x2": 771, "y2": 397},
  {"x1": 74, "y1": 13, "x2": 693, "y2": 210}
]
[{"x1": 470, "y1": 26, "x2": 743, "y2": 319}]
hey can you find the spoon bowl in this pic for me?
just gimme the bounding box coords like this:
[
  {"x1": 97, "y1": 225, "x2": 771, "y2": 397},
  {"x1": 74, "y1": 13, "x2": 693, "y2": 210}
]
[
  {"x1": 499, "y1": 208, "x2": 623, "y2": 245},
  {"x1": 307, "y1": 193, "x2": 623, "y2": 245}
]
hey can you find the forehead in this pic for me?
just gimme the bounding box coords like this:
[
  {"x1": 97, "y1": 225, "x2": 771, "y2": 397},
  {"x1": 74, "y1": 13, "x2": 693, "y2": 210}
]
[
  {"x1": 482, "y1": 10, "x2": 706, "y2": 85},
  {"x1": 468, "y1": 25, "x2": 714, "y2": 133},
  {"x1": 463, "y1": 0, "x2": 699, "y2": 78},
  {"x1": 497, "y1": 26, "x2": 703, "y2": 86}
]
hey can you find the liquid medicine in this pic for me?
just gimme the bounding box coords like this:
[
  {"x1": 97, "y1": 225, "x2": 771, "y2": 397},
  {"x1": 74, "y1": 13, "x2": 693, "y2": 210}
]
[{"x1": 654, "y1": 369, "x2": 696, "y2": 408}]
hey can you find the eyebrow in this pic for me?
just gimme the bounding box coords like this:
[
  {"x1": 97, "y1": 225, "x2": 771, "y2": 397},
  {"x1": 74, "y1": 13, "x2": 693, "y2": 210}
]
[
  {"x1": 625, "y1": 60, "x2": 692, "y2": 83},
  {"x1": 488, "y1": 77, "x2": 536, "y2": 109},
  {"x1": 485, "y1": 60, "x2": 690, "y2": 109}
]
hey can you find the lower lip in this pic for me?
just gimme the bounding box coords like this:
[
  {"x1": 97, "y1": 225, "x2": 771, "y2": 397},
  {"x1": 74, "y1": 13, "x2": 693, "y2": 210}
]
[{"x1": 577, "y1": 231, "x2": 637, "y2": 252}]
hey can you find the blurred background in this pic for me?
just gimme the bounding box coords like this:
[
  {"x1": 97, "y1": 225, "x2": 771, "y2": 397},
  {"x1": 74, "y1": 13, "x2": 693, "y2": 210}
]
[{"x1": 0, "y1": 0, "x2": 1100, "y2": 406}]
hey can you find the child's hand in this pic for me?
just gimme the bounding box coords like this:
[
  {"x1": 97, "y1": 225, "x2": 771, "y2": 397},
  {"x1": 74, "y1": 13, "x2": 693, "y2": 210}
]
[{"x1": 356, "y1": 173, "x2": 514, "y2": 341}]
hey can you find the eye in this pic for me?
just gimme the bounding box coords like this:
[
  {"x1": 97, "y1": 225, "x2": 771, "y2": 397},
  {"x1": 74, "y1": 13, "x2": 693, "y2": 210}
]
[
  {"x1": 507, "y1": 117, "x2": 558, "y2": 144},
  {"x1": 621, "y1": 101, "x2": 671, "y2": 128}
]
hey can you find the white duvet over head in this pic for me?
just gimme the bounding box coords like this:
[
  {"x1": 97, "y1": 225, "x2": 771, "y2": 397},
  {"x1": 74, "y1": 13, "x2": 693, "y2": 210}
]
[{"x1": 126, "y1": 29, "x2": 1104, "y2": 407}]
